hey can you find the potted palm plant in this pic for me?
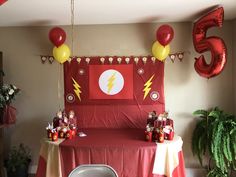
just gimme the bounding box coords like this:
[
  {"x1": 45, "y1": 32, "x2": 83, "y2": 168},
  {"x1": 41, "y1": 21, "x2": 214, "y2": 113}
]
[
  {"x1": 4, "y1": 143, "x2": 31, "y2": 177},
  {"x1": 192, "y1": 107, "x2": 236, "y2": 177}
]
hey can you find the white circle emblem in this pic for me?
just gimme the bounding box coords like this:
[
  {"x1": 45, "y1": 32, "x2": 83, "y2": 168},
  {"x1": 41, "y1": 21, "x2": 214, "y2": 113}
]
[
  {"x1": 66, "y1": 93, "x2": 75, "y2": 103},
  {"x1": 150, "y1": 91, "x2": 160, "y2": 101},
  {"x1": 99, "y1": 69, "x2": 124, "y2": 95}
]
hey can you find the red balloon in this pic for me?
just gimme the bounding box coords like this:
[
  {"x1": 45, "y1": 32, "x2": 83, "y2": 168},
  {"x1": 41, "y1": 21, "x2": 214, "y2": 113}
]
[
  {"x1": 156, "y1": 25, "x2": 174, "y2": 46},
  {"x1": 49, "y1": 27, "x2": 66, "y2": 47},
  {"x1": 193, "y1": 7, "x2": 226, "y2": 78}
]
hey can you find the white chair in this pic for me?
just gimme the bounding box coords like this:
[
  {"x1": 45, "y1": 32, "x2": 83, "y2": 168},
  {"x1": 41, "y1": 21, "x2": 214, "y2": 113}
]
[{"x1": 68, "y1": 164, "x2": 118, "y2": 177}]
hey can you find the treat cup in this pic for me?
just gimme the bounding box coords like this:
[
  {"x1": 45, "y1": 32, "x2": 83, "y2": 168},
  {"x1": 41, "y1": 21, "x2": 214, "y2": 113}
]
[
  {"x1": 66, "y1": 130, "x2": 72, "y2": 139},
  {"x1": 51, "y1": 132, "x2": 58, "y2": 142},
  {"x1": 158, "y1": 131, "x2": 164, "y2": 143},
  {"x1": 71, "y1": 129, "x2": 76, "y2": 137},
  {"x1": 145, "y1": 130, "x2": 152, "y2": 142},
  {"x1": 154, "y1": 119, "x2": 162, "y2": 128},
  {"x1": 167, "y1": 118, "x2": 174, "y2": 129},
  {"x1": 47, "y1": 129, "x2": 52, "y2": 139},
  {"x1": 163, "y1": 126, "x2": 171, "y2": 140},
  {"x1": 152, "y1": 128, "x2": 159, "y2": 142},
  {"x1": 168, "y1": 131, "x2": 174, "y2": 140},
  {"x1": 164, "y1": 133, "x2": 167, "y2": 140},
  {"x1": 59, "y1": 130, "x2": 65, "y2": 138},
  {"x1": 162, "y1": 118, "x2": 167, "y2": 127}
]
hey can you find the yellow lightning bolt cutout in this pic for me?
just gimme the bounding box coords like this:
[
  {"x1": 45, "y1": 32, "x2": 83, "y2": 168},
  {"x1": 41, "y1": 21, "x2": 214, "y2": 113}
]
[
  {"x1": 143, "y1": 74, "x2": 155, "y2": 100},
  {"x1": 107, "y1": 72, "x2": 116, "y2": 94},
  {"x1": 72, "y1": 77, "x2": 82, "y2": 101}
]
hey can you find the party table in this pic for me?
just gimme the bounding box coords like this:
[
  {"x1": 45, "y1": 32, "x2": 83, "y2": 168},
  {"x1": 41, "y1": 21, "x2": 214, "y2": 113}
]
[{"x1": 36, "y1": 129, "x2": 185, "y2": 177}]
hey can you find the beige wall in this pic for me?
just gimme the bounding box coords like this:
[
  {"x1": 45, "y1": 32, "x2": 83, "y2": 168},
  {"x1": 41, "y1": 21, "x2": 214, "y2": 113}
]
[{"x1": 0, "y1": 22, "x2": 234, "y2": 168}]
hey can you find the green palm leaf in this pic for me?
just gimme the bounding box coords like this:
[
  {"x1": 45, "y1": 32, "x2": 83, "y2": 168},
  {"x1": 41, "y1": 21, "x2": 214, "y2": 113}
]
[
  {"x1": 208, "y1": 111, "x2": 220, "y2": 120},
  {"x1": 193, "y1": 109, "x2": 208, "y2": 118},
  {"x1": 192, "y1": 107, "x2": 236, "y2": 177}
]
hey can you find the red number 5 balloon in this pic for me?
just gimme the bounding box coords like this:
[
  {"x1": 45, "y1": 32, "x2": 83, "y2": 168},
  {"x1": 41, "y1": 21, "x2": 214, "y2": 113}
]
[{"x1": 193, "y1": 7, "x2": 227, "y2": 78}]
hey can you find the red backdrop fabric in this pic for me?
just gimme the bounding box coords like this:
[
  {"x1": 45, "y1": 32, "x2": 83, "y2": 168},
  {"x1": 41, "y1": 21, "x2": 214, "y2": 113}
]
[{"x1": 64, "y1": 56, "x2": 165, "y2": 128}]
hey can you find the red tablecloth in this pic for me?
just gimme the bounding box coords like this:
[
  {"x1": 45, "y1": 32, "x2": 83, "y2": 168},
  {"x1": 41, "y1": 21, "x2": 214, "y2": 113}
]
[
  {"x1": 36, "y1": 129, "x2": 185, "y2": 177},
  {"x1": 59, "y1": 129, "x2": 185, "y2": 177}
]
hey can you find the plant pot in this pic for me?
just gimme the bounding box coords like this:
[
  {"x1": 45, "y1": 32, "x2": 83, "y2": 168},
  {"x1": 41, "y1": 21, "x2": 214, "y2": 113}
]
[
  {"x1": 7, "y1": 165, "x2": 29, "y2": 177},
  {"x1": 3, "y1": 105, "x2": 16, "y2": 124},
  {"x1": 0, "y1": 108, "x2": 3, "y2": 124}
]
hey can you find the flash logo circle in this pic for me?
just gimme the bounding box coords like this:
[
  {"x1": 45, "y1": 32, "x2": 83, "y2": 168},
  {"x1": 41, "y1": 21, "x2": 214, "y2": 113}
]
[{"x1": 99, "y1": 69, "x2": 124, "y2": 95}]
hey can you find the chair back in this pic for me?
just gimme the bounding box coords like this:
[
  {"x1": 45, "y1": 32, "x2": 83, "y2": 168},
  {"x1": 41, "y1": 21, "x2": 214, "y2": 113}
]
[{"x1": 68, "y1": 164, "x2": 118, "y2": 177}]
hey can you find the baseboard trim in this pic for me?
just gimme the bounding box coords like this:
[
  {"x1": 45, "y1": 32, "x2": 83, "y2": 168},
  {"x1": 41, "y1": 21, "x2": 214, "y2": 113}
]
[
  {"x1": 29, "y1": 165, "x2": 207, "y2": 176},
  {"x1": 185, "y1": 168, "x2": 207, "y2": 177}
]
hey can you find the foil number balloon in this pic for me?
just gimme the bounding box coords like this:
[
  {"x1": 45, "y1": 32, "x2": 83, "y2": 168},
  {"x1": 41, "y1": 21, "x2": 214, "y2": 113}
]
[{"x1": 193, "y1": 7, "x2": 227, "y2": 78}]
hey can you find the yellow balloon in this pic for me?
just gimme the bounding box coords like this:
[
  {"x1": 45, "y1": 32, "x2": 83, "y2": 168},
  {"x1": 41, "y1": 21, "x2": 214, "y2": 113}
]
[
  {"x1": 152, "y1": 41, "x2": 170, "y2": 61},
  {"x1": 53, "y1": 44, "x2": 71, "y2": 64}
]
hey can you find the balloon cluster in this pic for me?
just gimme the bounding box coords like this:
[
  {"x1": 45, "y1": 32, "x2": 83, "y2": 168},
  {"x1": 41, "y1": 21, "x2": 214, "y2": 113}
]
[
  {"x1": 152, "y1": 25, "x2": 174, "y2": 62},
  {"x1": 49, "y1": 27, "x2": 71, "y2": 64}
]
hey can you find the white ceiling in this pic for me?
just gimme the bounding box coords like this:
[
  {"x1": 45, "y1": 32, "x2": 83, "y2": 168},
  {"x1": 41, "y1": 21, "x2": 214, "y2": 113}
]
[{"x1": 0, "y1": 0, "x2": 236, "y2": 27}]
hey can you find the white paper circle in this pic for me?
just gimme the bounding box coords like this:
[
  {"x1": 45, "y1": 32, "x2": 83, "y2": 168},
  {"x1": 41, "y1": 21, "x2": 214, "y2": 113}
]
[
  {"x1": 150, "y1": 91, "x2": 160, "y2": 101},
  {"x1": 99, "y1": 69, "x2": 124, "y2": 95},
  {"x1": 66, "y1": 93, "x2": 75, "y2": 103}
]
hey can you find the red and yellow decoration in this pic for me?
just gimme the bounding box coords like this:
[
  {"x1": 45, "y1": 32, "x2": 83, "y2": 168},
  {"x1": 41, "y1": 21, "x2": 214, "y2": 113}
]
[
  {"x1": 72, "y1": 78, "x2": 82, "y2": 101},
  {"x1": 48, "y1": 27, "x2": 71, "y2": 64},
  {"x1": 64, "y1": 56, "x2": 164, "y2": 105},
  {"x1": 64, "y1": 56, "x2": 165, "y2": 128},
  {"x1": 46, "y1": 110, "x2": 77, "y2": 142},
  {"x1": 143, "y1": 74, "x2": 155, "y2": 100},
  {"x1": 152, "y1": 25, "x2": 174, "y2": 62},
  {"x1": 152, "y1": 41, "x2": 170, "y2": 61},
  {"x1": 146, "y1": 111, "x2": 174, "y2": 143},
  {"x1": 52, "y1": 44, "x2": 71, "y2": 64}
]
